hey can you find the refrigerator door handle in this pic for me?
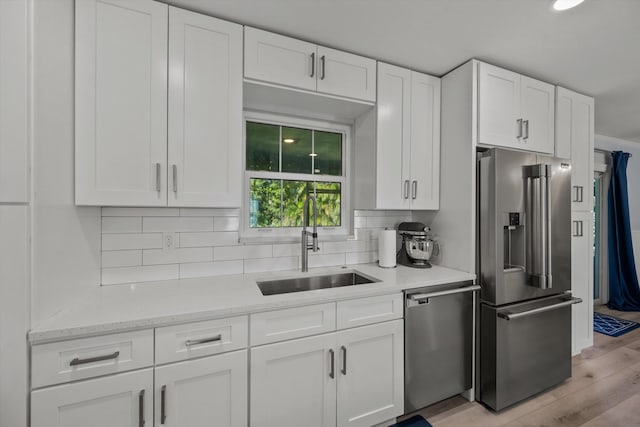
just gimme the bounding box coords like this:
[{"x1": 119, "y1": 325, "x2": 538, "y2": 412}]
[
  {"x1": 524, "y1": 164, "x2": 553, "y2": 289},
  {"x1": 497, "y1": 297, "x2": 582, "y2": 321}
]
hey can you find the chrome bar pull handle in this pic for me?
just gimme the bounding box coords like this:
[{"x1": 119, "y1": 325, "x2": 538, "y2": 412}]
[
  {"x1": 320, "y1": 55, "x2": 326, "y2": 80},
  {"x1": 517, "y1": 119, "x2": 523, "y2": 139},
  {"x1": 329, "y1": 349, "x2": 335, "y2": 379},
  {"x1": 573, "y1": 186, "x2": 579, "y2": 202},
  {"x1": 155, "y1": 163, "x2": 161, "y2": 192},
  {"x1": 185, "y1": 334, "x2": 222, "y2": 347},
  {"x1": 70, "y1": 351, "x2": 120, "y2": 366},
  {"x1": 340, "y1": 346, "x2": 347, "y2": 375},
  {"x1": 412, "y1": 180, "x2": 417, "y2": 199},
  {"x1": 498, "y1": 297, "x2": 582, "y2": 321},
  {"x1": 523, "y1": 120, "x2": 529, "y2": 140},
  {"x1": 579, "y1": 185, "x2": 584, "y2": 202},
  {"x1": 404, "y1": 180, "x2": 410, "y2": 199},
  {"x1": 160, "y1": 385, "x2": 167, "y2": 424},
  {"x1": 310, "y1": 52, "x2": 315, "y2": 78},
  {"x1": 573, "y1": 220, "x2": 584, "y2": 237},
  {"x1": 138, "y1": 389, "x2": 145, "y2": 427},
  {"x1": 172, "y1": 165, "x2": 177, "y2": 193}
]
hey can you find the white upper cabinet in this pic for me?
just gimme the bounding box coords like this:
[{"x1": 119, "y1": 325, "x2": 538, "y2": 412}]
[
  {"x1": 316, "y1": 46, "x2": 376, "y2": 102},
  {"x1": 336, "y1": 320, "x2": 404, "y2": 427},
  {"x1": 31, "y1": 369, "x2": 154, "y2": 427},
  {"x1": 371, "y1": 62, "x2": 441, "y2": 210},
  {"x1": 76, "y1": 0, "x2": 243, "y2": 207},
  {"x1": 75, "y1": 0, "x2": 168, "y2": 206},
  {"x1": 478, "y1": 62, "x2": 555, "y2": 154},
  {"x1": 168, "y1": 7, "x2": 242, "y2": 207},
  {"x1": 556, "y1": 87, "x2": 595, "y2": 212},
  {"x1": 244, "y1": 27, "x2": 376, "y2": 102},
  {"x1": 410, "y1": 71, "x2": 441, "y2": 210},
  {"x1": 244, "y1": 27, "x2": 317, "y2": 92},
  {"x1": 154, "y1": 350, "x2": 248, "y2": 427}
]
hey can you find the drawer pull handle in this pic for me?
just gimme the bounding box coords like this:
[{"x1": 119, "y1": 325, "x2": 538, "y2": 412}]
[
  {"x1": 341, "y1": 346, "x2": 347, "y2": 375},
  {"x1": 329, "y1": 349, "x2": 335, "y2": 379},
  {"x1": 69, "y1": 351, "x2": 120, "y2": 366},
  {"x1": 185, "y1": 334, "x2": 222, "y2": 347}
]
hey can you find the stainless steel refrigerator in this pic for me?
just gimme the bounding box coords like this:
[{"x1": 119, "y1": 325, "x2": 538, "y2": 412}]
[{"x1": 477, "y1": 148, "x2": 582, "y2": 411}]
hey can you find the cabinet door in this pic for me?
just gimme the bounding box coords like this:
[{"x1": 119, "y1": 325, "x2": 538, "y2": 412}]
[
  {"x1": 75, "y1": 0, "x2": 168, "y2": 206},
  {"x1": 250, "y1": 333, "x2": 337, "y2": 427},
  {"x1": 556, "y1": 87, "x2": 594, "y2": 212},
  {"x1": 244, "y1": 27, "x2": 317, "y2": 91},
  {"x1": 316, "y1": 46, "x2": 376, "y2": 102},
  {"x1": 478, "y1": 62, "x2": 521, "y2": 149},
  {"x1": 31, "y1": 368, "x2": 153, "y2": 427},
  {"x1": 168, "y1": 8, "x2": 242, "y2": 207},
  {"x1": 409, "y1": 71, "x2": 441, "y2": 210},
  {"x1": 154, "y1": 350, "x2": 248, "y2": 427},
  {"x1": 336, "y1": 320, "x2": 404, "y2": 427},
  {"x1": 571, "y1": 211, "x2": 594, "y2": 355},
  {"x1": 376, "y1": 62, "x2": 411, "y2": 209},
  {"x1": 520, "y1": 76, "x2": 555, "y2": 154}
]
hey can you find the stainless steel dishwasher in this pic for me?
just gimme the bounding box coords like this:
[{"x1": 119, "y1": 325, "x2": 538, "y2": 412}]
[{"x1": 404, "y1": 281, "x2": 479, "y2": 412}]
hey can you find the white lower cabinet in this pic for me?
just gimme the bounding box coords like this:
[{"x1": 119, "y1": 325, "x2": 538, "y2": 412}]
[
  {"x1": 572, "y1": 211, "x2": 594, "y2": 355},
  {"x1": 336, "y1": 320, "x2": 404, "y2": 427},
  {"x1": 250, "y1": 319, "x2": 404, "y2": 427},
  {"x1": 31, "y1": 368, "x2": 154, "y2": 427},
  {"x1": 154, "y1": 350, "x2": 248, "y2": 427}
]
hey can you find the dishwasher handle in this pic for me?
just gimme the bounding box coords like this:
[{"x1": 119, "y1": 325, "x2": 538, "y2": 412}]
[{"x1": 407, "y1": 285, "x2": 480, "y2": 305}]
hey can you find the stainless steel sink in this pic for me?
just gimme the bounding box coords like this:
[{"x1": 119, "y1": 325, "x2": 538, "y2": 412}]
[{"x1": 257, "y1": 270, "x2": 380, "y2": 296}]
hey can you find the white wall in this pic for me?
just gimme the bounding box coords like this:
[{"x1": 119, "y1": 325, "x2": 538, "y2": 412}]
[
  {"x1": 32, "y1": 0, "x2": 101, "y2": 324},
  {"x1": 595, "y1": 134, "x2": 640, "y2": 280}
]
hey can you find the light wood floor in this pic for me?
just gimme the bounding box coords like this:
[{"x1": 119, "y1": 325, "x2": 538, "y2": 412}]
[{"x1": 404, "y1": 305, "x2": 640, "y2": 427}]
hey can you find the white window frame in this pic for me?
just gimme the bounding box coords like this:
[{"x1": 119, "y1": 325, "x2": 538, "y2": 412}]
[{"x1": 242, "y1": 111, "x2": 351, "y2": 241}]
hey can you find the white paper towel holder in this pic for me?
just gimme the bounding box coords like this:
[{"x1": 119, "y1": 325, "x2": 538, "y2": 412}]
[{"x1": 377, "y1": 228, "x2": 397, "y2": 268}]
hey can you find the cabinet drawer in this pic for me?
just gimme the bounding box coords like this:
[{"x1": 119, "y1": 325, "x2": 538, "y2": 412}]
[
  {"x1": 155, "y1": 316, "x2": 248, "y2": 364},
  {"x1": 250, "y1": 303, "x2": 336, "y2": 346},
  {"x1": 337, "y1": 293, "x2": 403, "y2": 329},
  {"x1": 31, "y1": 329, "x2": 154, "y2": 388}
]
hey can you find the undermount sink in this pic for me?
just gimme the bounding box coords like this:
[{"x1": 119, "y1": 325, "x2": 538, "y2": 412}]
[{"x1": 257, "y1": 270, "x2": 380, "y2": 296}]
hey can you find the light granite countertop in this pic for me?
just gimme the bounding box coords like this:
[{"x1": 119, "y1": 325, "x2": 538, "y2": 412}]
[{"x1": 29, "y1": 263, "x2": 475, "y2": 344}]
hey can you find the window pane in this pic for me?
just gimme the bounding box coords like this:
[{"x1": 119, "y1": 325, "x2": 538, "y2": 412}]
[
  {"x1": 249, "y1": 178, "x2": 282, "y2": 228},
  {"x1": 246, "y1": 122, "x2": 280, "y2": 171},
  {"x1": 282, "y1": 180, "x2": 313, "y2": 227},
  {"x1": 314, "y1": 131, "x2": 342, "y2": 176},
  {"x1": 282, "y1": 127, "x2": 312, "y2": 174},
  {"x1": 316, "y1": 182, "x2": 341, "y2": 227}
]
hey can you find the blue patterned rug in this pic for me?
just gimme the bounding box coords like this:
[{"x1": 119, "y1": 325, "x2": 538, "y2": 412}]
[
  {"x1": 389, "y1": 415, "x2": 433, "y2": 427},
  {"x1": 594, "y1": 312, "x2": 640, "y2": 337}
]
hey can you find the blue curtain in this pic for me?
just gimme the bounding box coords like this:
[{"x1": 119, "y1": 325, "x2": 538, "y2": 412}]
[{"x1": 608, "y1": 151, "x2": 640, "y2": 311}]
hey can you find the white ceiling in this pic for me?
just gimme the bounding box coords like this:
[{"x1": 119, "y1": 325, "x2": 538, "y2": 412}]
[{"x1": 170, "y1": 0, "x2": 640, "y2": 142}]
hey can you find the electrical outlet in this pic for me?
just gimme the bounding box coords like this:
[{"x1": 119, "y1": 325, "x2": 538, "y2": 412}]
[{"x1": 163, "y1": 232, "x2": 178, "y2": 252}]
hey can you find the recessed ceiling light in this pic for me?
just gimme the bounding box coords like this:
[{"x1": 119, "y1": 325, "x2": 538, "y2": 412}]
[
  {"x1": 309, "y1": 153, "x2": 318, "y2": 157},
  {"x1": 553, "y1": 0, "x2": 585, "y2": 11},
  {"x1": 283, "y1": 138, "x2": 295, "y2": 144}
]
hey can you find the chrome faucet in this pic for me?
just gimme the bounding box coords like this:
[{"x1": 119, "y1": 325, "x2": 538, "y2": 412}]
[{"x1": 301, "y1": 194, "x2": 319, "y2": 272}]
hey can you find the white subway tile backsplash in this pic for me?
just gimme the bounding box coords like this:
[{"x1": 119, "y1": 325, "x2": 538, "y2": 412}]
[
  {"x1": 102, "y1": 207, "x2": 180, "y2": 217},
  {"x1": 102, "y1": 217, "x2": 142, "y2": 234},
  {"x1": 102, "y1": 233, "x2": 163, "y2": 250},
  {"x1": 213, "y1": 216, "x2": 239, "y2": 232},
  {"x1": 346, "y1": 251, "x2": 378, "y2": 265},
  {"x1": 143, "y1": 216, "x2": 213, "y2": 232},
  {"x1": 244, "y1": 256, "x2": 299, "y2": 274},
  {"x1": 180, "y1": 260, "x2": 244, "y2": 279},
  {"x1": 179, "y1": 231, "x2": 239, "y2": 247},
  {"x1": 100, "y1": 209, "x2": 405, "y2": 285},
  {"x1": 101, "y1": 250, "x2": 142, "y2": 268},
  {"x1": 102, "y1": 264, "x2": 179, "y2": 285},
  {"x1": 143, "y1": 247, "x2": 213, "y2": 265},
  {"x1": 308, "y1": 253, "x2": 346, "y2": 268},
  {"x1": 180, "y1": 208, "x2": 240, "y2": 217}
]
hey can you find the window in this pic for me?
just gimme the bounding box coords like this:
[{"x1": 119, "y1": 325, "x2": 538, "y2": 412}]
[{"x1": 243, "y1": 113, "x2": 349, "y2": 238}]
